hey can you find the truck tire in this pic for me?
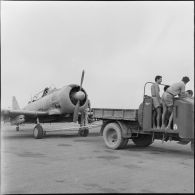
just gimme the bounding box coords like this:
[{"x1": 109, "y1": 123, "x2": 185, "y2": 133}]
[
  {"x1": 132, "y1": 134, "x2": 153, "y2": 147},
  {"x1": 33, "y1": 124, "x2": 44, "y2": 139},
  {"x1": 103, "y1": 123, "x2": 125, "y2": 150},
  {"x1": 191, "y1": 140, "x2": 194, "y2": 154}
]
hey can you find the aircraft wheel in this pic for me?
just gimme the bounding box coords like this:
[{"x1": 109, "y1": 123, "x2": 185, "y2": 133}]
[
  {"x1": 33, "y1": 124, "x2": 44, "y2": 139},
  {"x1": 83, "y1": 129, "x2": 89, "y2": 137},
  {"x1": 16, "y1": 126, "x2": 19, "y2": 131},
  {"x1": 79, "y1": 128, "x2": 89, "y2": 137},
  {"x1": 132, "y1": 134, "x2": 153, "y2": 147},
  {"x1": 191, "y1": 140, "x2": 194, "y2": 154},
  {"x1": 103, "y1": 123, "x2": 125, "y2": 150}
]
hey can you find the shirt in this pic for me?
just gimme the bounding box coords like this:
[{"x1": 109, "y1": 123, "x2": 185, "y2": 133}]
[
  {"x1": 161, "y1": 92, "x2": 166, "y2": 100},
  {"x1": 151, "y1": 83, "x2": 161, "y2": 106},
  {"x1": 151, "y1": 83, "x2": 160, "y2": 97},
  {"x1": 167, "y1": 81, "x2": 186, "y2": 96}
]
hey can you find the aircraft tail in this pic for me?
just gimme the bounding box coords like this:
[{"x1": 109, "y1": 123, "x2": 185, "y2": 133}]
[{"x1": 12, "y1": 96, "x2": 20, "y2": 110}]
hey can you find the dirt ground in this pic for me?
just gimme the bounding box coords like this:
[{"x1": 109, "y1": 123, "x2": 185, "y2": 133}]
[{"x1": 1, "y1": 122, "x2": 194, "y2": 194}]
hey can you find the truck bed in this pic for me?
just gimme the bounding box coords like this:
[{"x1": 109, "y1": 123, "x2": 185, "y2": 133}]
[{"x1": 92, "y1": 108, "x2": 138, "y2": 121}]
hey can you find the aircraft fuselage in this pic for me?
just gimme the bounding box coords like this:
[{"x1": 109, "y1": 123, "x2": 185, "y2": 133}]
[{"x1": 24, "y1": 84, "x2": 88, "y2": 115}]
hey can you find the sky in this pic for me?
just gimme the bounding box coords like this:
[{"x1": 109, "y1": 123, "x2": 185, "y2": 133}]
[{"x1": 1, "y1": 1, "x2": 194, "y2": 109}]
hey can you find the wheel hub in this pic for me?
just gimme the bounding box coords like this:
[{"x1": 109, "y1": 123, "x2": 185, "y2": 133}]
[{"x1": 107, "y1": 130, "x2": 118, "y2": 144}]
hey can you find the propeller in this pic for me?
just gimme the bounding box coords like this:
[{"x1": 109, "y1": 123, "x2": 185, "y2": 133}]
[{"x1": 73, "y1": 70, "x2": 85, "y2": 122}]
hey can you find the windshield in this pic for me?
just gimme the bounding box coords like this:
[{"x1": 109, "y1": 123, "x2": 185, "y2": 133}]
[{"x1": 29, "y1": 86, "x2": 57, "y2": 103}]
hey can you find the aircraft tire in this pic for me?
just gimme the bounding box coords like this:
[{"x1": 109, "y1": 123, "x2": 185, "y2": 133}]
[
  {"x1": 33, "y1": 124, "x2": 44, "y2": 139},
  {"x1": 83, "y1": 129, "x2": 89, "y2": 137},
  {"x1": 103, "y1": 123, "x2": 125, "y2": 150},
  {"x1": 78, "y1": 128, "x2": 89, "y2": 137},
  {"x1": 16, "y1": 126, "x2": 19, "y2": 131},
  {"x1": 132, "y1": 134, "x2": 153, "y2": 147}
]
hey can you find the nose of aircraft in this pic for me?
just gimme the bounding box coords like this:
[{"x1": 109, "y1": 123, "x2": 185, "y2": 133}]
[{"x1": 74, "y1": 91, "x2": 85, "y2": 101}]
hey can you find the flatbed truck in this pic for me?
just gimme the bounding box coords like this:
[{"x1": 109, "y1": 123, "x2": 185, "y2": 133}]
[{"x1": 91, "y1": 82, "x2": 194, "y2": 153}]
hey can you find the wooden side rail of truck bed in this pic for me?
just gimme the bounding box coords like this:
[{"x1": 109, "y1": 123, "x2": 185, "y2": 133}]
[{"x1": 92, "y1": 108, "x2": 138, "y2": 121}]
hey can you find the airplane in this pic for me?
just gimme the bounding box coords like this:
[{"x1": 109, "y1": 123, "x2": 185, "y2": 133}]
[{"x1": 1, "y1": 70, "x2": 91, "y2": 139}]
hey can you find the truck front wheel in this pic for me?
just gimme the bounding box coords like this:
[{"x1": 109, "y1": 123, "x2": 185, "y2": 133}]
[
  {"x1": 132, "y1": 134, "x2": 153, "y2": 147},
  {"x1": 103, "y1": 123, "x2": 126, "y2": 150}
]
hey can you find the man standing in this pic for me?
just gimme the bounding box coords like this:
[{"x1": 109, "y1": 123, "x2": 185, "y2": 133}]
[
  {"x1": 151, "y1": 75, "x2": 162, "y2": 129},
  {"x1": 81, "y1": 99, "x2": 91, "y2": 126},
  {"x1": 161, "y1": 85, "x2": 170, "y2": 129},
  {"x1": 162, "y1": 76, "x2": 190, "y2": 130}
]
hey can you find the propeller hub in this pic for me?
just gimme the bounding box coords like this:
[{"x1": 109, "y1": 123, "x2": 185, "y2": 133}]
[{"x1": 74, "y1": 91, "x2": 85, "y2": 101}]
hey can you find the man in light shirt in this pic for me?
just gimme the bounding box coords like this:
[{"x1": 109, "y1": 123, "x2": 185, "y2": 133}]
[
  {"x1": 162, "y1": 76, "x2": 190, "y2": 130},
  {"x1": 151, "y1": 75, "x2": 162, "y2": 129},
  {"x1": 81, "y1": 99, "x2": 91, "y2": 126}
]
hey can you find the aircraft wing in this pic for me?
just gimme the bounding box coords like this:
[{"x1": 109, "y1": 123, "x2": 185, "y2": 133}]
[{"x1": 1, "y1": 109, "x2": 48, "y2": 118}]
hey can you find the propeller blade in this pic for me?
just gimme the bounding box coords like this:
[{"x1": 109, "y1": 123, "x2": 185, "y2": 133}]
[
  {"x1": 79, "y1": 70, "x2": 85, "y2": 91},
  {"x1": 73, "y1": 100, "x2": 80, "y2": 122},
  {"x1": 73, "y1": 70, "x2": 85, "y2": 123}
]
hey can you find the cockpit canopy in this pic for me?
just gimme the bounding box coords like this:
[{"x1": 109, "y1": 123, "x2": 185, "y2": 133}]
[{"x1": 28, "y1": 86, "x2": 57, "y2": 103}]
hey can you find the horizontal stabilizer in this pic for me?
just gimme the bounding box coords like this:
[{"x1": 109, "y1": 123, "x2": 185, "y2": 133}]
[{"x1": 12, "y1": 96, "x2": 20, "y2": 110}]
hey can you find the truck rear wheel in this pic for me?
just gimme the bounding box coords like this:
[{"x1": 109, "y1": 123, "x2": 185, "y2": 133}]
[
  {"x1": 132, "y1": 134, "x2": 153, "y2": 147},
  {"x1": 103, "y1": 123, "x2": 125, "y2": 150},
  {"x1": 191, "y1": 140, "x2": 194, "y2": 154}
]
